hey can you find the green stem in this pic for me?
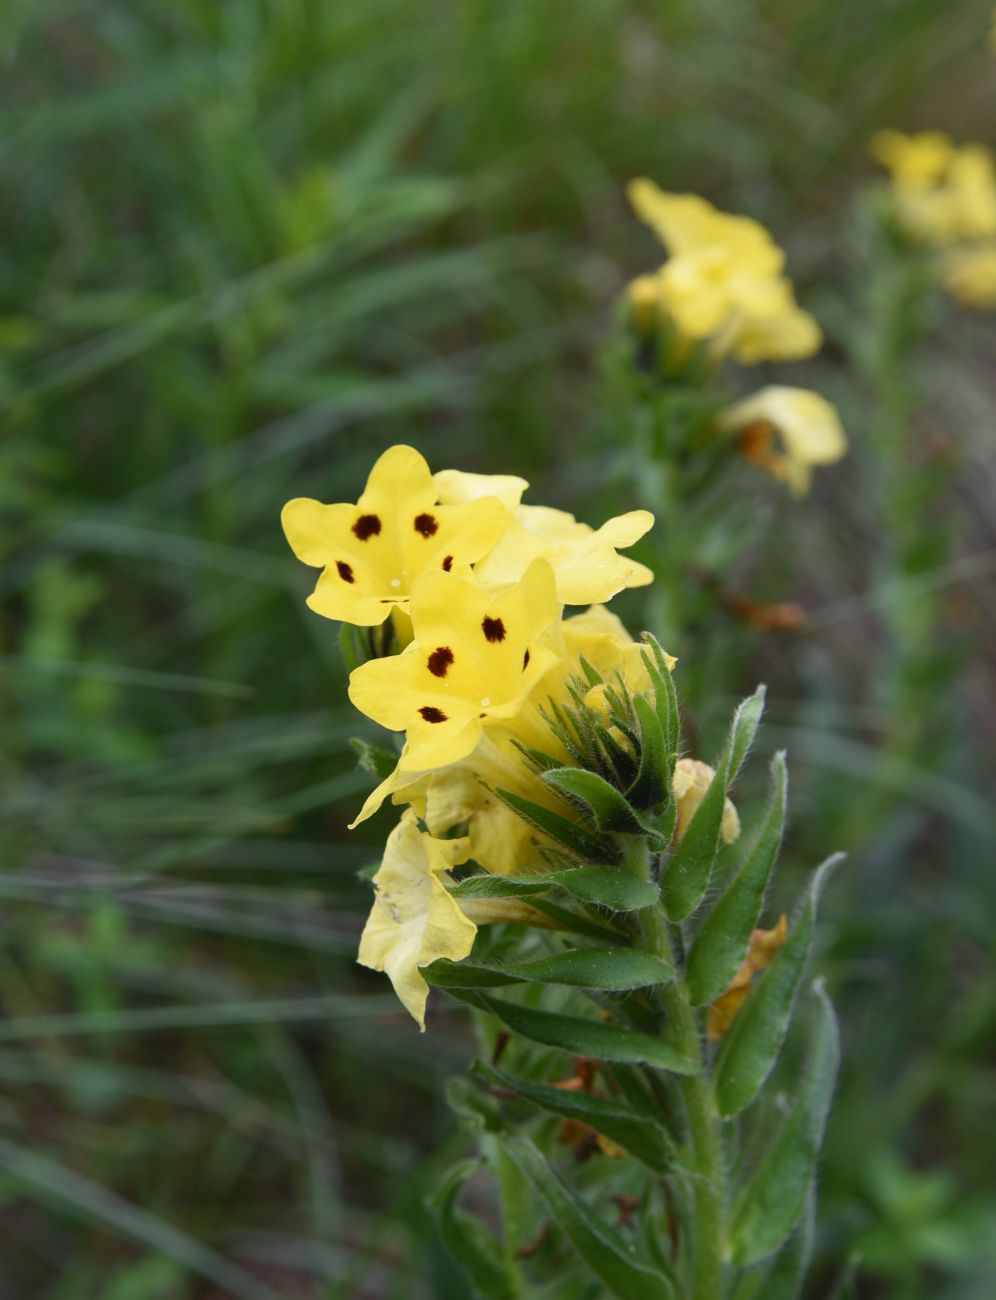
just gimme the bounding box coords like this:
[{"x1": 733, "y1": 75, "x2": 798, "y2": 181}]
[
  {"x1": 622, "y1": 836, "x2": 726, "y2": 1299},
  {"x1": 470, "y1": 1008, "x2": 527, "y2": 1295}
]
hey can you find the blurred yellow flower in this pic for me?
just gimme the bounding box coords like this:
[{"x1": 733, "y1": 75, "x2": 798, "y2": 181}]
[
  {"x1": 348, "y1": 559, "x2": 561, "y2": 772},
  {"x1": 626, "y1": 178, "x2": 822, "y2": 365},
  {"x1": 871, "y1": 129, "x2": 996, "y2": 246},
  {"x1": 718, "y1": 385, "x2": 847, "y2": 496},
  {"x1": 357, "y1": 812, "x2": 476, "y2": 1031},
  {"x1": 707, "y1": 915, "x2": 788, "y2": 1040},
  {"x1": 673, "y1": 758, "x2": 741, "y2": 846},
  {"x1": 938, "y1": 241, "x2": 996, "y2": 309},
  {"x1": 281, "y1": 444, "x2": 510, "y2": 626}
]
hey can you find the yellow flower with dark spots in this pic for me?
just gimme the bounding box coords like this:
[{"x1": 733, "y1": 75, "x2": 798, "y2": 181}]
[
  {"x1": 348, "y1": 558, "x2": 561, "y2": 772},
  {"x1": 281, "y1": 444, "x2": 510, "y2": 626}
]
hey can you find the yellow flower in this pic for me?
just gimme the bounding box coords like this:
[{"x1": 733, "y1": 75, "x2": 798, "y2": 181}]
[
  {"x1": 626, "y1": 178, "x2": 822, "y2": 366},
  {"x1": 938, "y1": 241, "x2": 996, "y2": 310},
  {"x1": 673, "y1": 758, "x2": 740, "y2": 846},
  {"x1": 475, "y1": 505, "x2": 654, "y2": 605},
  {"x1": 357, "y1": 812, "x2": 477, "y2": 1031},
  {"x1": 870, "y1": 129, "x2": 955, "y2": 187},
  {"x1": 717, "y1": 386, "x2": 847, "y2": 496},
  {"x1": 871, "y1": 130, "x2": 996, "y2": 246},
  {"x1": 707, "y1": 915, "x2": 788, "y2": 1040},
  {"x1": 348, "y1": 558, "x2": 561, "y2": 773},
  {"x1": 281, "y1": 444, "x2": 510, "y2": 626}
]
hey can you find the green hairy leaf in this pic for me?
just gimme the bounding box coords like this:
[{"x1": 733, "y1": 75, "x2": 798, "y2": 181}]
[
  {"x1": 349, "y1": 736, "x2": 398, "y2": 781},
  {"x1": 662, "y1": 685, "x2": 766, "y2": 920},
  {"x1": 715, "y1": 855, "x2": 842, "y2": 1117},
  {"x1": 474, "y1": 1062, "x2": 676, "y2": 1174},
  {"x1": 338, "y1": 621, "x2": 371, "y2": 674},
  {"x1": 731, "y1": 1191, "x2": 814, "y2": 1300},
  {"x1": 450, "y1": 866, "x2": 660, "y2": 912},
  {"x1": 628, "y1": 693, "x2": 669, "y2": 810},
  {"x1": 503, "y1": 1138, "x2": 677, "y2": 1300},
  {"x1": 543, "y1": 767, "x2": 646, "y2": 834},
  {"x1": 686, "y1": 751, "x2": 788, "y2": 1006},
  {"x1": 729, "y1": 984, "x2": 839, "y2": 1266},
  {"x1": 640, "y1": 635, "x2": 680, "y2": 765},
  {"x1": 495, "y1": 787, "x2": 618, "y2": 862},
  {"x1": 425, "y1": 948, "x2": 673, "y2": 990},
  {"x1": 429, "y1": 1161, "x2": 519, "y2": 1300},
  {"x1": 454, "y1": 993, "x2": 698, "y2": 1073}
]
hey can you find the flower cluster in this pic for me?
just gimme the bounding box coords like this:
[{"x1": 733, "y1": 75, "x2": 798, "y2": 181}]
[
  {"x1": 282, "y1": 446, "x2": 736, "y2": 1028},
  {"x1": 626, "y1": 178, "x2": 821, "y2": 366},
  {"x1": 872, "y1": 128, "x2": 996, "y2": 311},
  {"x1": 624, "y1": 178, "x2": 847, "y2": 496}
]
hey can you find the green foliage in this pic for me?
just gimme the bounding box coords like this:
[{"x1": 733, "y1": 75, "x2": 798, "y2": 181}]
[
  {"x1": 504, "y1": 1138, "x2": 678, "y2": 1300},
  {"x1": 2, "y1": 1, "x2": 994, "y2": 1296},
  {"x1": 661, "y1": 686, "x2": 765, "y2": 920},
  {"x1": 686, "y1": 751, "x2": 788, "y2": 1006},
  {"x1": 715, "y1": 854, "x2": 842, "y2": 1117}
]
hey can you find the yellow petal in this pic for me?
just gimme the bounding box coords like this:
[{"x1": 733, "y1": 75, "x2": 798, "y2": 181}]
[
  {"x1": 476, "y1": 506, "x2": 654, "y2": 604},
  {"x1": 282, "y1": 444, "x2": 510, "y2": 626},
  {"x1": 357, "y1": 813, "x2": 477, "y2": 1031},
  {"x1": 433, "y1": 468, "x2": 529, "y2": 508}
]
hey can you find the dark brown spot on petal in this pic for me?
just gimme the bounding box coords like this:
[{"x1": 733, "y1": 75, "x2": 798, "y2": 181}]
[
  {"x1": 419, "y1": 706, "x2": 448, "y2": 724},
  {"x1": 442, "y1": 555, "x2": 454, "y2": 571},
  {"x1": 352, "y1": 513, "x2": 382, "y2": 540},
  {"x1": 414, "y1": 512, "x2": 439, "y2": 537},
  {"x1": 336, "y1": 561, "x2": 355, "y2": 583},
  {"x1": 523, "y1": 649, "x2": 531, "y2": 670},
  {"x1": 482, "y1": 616, "x2": 506, "y2": 643},
  {"x1": 427, "y1": 646, "x2": 454, "y2": 677}
]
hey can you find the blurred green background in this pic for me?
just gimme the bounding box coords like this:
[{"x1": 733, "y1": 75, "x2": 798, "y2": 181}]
[{"x1": 3, "y1": 2, "x2": 996, "y2": 1297}]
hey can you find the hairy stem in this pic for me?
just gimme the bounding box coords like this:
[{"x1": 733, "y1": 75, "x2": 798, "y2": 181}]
[{"x1": 623, "y1": 835, "x2": 726, "y2": 1299}]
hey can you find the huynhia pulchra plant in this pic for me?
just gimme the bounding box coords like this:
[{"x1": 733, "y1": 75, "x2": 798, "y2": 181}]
[{"x1": 282, "y1": 443, "x2": 840, "y2": 1300}]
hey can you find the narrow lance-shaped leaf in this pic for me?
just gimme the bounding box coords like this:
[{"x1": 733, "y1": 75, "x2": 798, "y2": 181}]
[
  {"x1": 496, "y1": 787, "x2": 618, "y2": 862},
  {"x1": 473, "y1": 1062, "x2": 676, "y2": 1175},
  {"x1": 428, "y1": 1161, "x2": 519, "y2": 1300},
  {"x1": 628, "y1": 693, "x2": 669, "y2": 811},
  {"x1": 662, "y1": 686, "x2": 766, "y2": 921},
  {"x1": 450, "y1": 866, "x2": 659, "y2": 912},
  {"x1": 451, "y1": 992, "x2": 698, "y2": 1074},
  {"x1": 715, "y1": 854, "x2": 842, "y2": 1117},
  {"x1": 729, "y1": 1190, "x2": 815, "y2": 1300},
  {"x1": 640, "y1": 634, "x2": 680, "y2": 766},
  {"x1": 543, "y1": 767, "x2": 647, "y2": 834},
  {"x1": 729, "y1": 983, "x2": 839, "y2": 1266},
  {"x1": 504, "y1": 1138, "x2": 677, "y2": 1300},
  {"x1": 686, "y1": 751, "x2": 788, "y2": 1006},
  {"x1": 425, "y1": 948, "x2": 673, "y2": 990}
]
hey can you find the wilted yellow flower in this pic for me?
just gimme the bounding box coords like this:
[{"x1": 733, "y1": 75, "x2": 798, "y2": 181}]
[
  {"x1": 871, "y1": 130, "x2": 996, "y2": 246},
  {"x1": 357, "y1": 812, "x2": 476, "y2": 1031},
  {"x1": 626, "y1": 178, "x2": 822, "y2": 366},
  {"x1": 938, "y1": 241, "x2": 996, "y2": 309},
  {"x1": 281, "y1": 445, "x2": 510, "y2": 626},
  {"x1": 707, "y1": 916, "x2": 788, "y2": 1040},
  {"x1": 717, "y1": 386, "x2": 847, "y2": 496},
  {"x1": 673, "y1": 758, "x2": 740, "y2": 846},
  {"x1": 348, "y1": 559, "x2": 561, "y2": 772}
]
